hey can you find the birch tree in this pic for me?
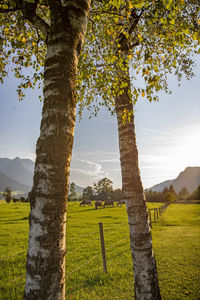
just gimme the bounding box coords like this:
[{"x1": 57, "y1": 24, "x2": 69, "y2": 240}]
[
  {"x1": 1, "y1": 0, "x2": 199, "y2": 299},
  {"x1": 0, "y1": 1, "x2": 91, "y2": 298},
  {"x1": 78, "y1": 1, "x2": 200, "y2": 299}
]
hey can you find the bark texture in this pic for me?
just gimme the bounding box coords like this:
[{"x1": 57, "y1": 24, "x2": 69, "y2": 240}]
[
  {"x1": 115, "y1": 76, "x2": 161, "y2": 300},
  {"x1": 25, "y1": 2, "x2": 90, "y2": 299}
]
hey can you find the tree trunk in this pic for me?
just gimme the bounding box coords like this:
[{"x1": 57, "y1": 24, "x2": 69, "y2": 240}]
[
  {"x1": 25, "y1": 2, "x2": 90, "y2": 299},
  {"x1": 115, "y1": 75, "x2": 161, "y2": 300}
]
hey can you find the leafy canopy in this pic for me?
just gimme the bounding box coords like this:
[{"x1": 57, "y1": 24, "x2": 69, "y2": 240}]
[
  {"x1": 94, "y1": 177, "x2": 113, "y2": 200},
  {"x1": 0, "y1": 0, "x2": 48, "y2": 99},
  {"x1": 0, "y1": 0, "x2": 199, "y2": 110},
  {"x1": 77, "y1": 0, "x2": 200, "y2": 117}
]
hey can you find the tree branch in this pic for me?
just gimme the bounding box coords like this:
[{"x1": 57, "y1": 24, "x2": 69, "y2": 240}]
[
  {"x1": 0, "y1": 0, "x2": 50, "y2": 39},
  {"x1": 21, "y1": 0, "x2": 50, "y2": 38},
  {"x1": 90, "y1": 10, "x2": 122, "y2": 16},
  {"x1": 0, "y1": 0, "x2": 22, "y2": 13},
  {"x1": 47, "y1": 0, "x2": 62, "y2": 9},
  {"x1": 129, "y1": 41, "x2": 140, "y2": 49},
  {"x1": 128, "y1": 8, "x2": 145, "y2": 36},
  {"x1": 0, "y1": 7, "x2": 20, "y2": 13}
]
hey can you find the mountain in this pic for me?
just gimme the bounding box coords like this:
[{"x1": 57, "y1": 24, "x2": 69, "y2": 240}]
[
  {"x1": 148, "y1": 167, "x2": 200, "y2": 193},
  {"x1": 173, "y1": 167, "x2": 200, "y2": 193},
  {"x1": 147, "y1": 179, "x2": 174, "y2": 193},
  {"x1": 0, "y1": 157, "x2": 84, "y2": 196},
  {"x1": 0, "y1": 172, "x2": 31, "y2": 194},
  {"x1": 0, "y1": 157, "x2": 34, "y2": 186}
]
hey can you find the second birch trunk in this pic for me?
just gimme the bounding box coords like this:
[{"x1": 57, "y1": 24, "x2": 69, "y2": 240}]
[{"x1": 115, "y1": 75, "x2": 161, "y2": 300}]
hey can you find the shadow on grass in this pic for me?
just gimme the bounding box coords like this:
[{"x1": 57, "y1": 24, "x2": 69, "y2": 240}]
[
  {"x1": 0, "y1": 217, "x2": 28, "y2": 224},
  {"x1": 69, "y1": 208, "x2": 95, "y2": 214}
]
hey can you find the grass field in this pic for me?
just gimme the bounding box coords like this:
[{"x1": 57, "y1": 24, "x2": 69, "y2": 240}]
[{"x1": 0, "y1": 201, "x2": 200, "y2": 300}]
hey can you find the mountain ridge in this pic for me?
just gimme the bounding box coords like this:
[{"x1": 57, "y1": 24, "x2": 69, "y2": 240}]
[
  {"x1": 2, "y1": 158, "x2": 199, "y2": 196},
  {"x1": 0, "y1": 157, "x2": 84, "y2": 196},
  {"x1": 148, "y1": 166, "x2": 200, "y2": 193},
  {"x1": 0, "y1": 172, "x2": 31, "y2": 194},
  {"x1": 0, "y1": 157, "x2": 34, "y2": 186}
]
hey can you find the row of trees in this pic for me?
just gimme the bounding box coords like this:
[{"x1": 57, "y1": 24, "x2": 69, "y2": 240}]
[
  {"x1": 145, "y1": 185, "x2": 200, "y2": 203},
  {"x1": 185, "y1": 185, "x2": 200, "y2": 201},
  {"x1": 1, "y1": 187, "x2": 12, "y2": 203},
  {"x1": 1, "y1": 187, "x2": 27, "y2": 203},
  {"x1": 68, "y1": 178, "x2": 123, "y2": 202},
  {"x1": 70, "y1": 181, "x2": 200, "y2": 204},
  {"x1": 1, "y1": 0, "x2": 199, "y2": 299}
]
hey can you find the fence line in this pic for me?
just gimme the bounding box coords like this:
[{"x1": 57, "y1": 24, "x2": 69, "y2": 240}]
[
  {"x1": 66, "y1": 236, "x2": 128, "y2": 278},
  {"x1": 0, "y1": 251, "x2": 26, "y2": 261},
  {"x1": 66, "y1": 220, "x2": 128, "y2": 243},
  {"x1": 66, "y1": 253, "x2": 100, "y2": 277},
  {"x1": 147, "y1": 203, "x2": 170, "y2": 227},
  {"x1": 1, "y1": 203, "x2": 170, "y2": 291},
  {"x1": 103, "y1": 225, "x2": 127, "y2": 239},
  {"x1": 66, "y1": 221, "x2": 128, "y2": 256},
  {"x1": 66, "y1": 241, "x2": 94, "y2": 255},
  {"x1": 5, "y1": 274, "x2": 25, "y2": 285},
  {"x1": 106, "y1": 238, "x2": 127, "y2": 252},
  {"x1": 67, "y1": 229, "x2": 99, "y2": 241},
  {"x1": 103, "y1": 220, "x2": 128, "y2": 231}
]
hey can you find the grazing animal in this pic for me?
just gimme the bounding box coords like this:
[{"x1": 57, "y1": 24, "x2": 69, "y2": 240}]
[
  {"x1": 103, "y1": 200, "x2": 114, "y2": 208},
  {"x1": 13, "y1": 198, "x2": 20, "y2": 203},
  {"x1": 116, "y1": 199, "x2": 125, "y2": 207},
  {"x1": 95, "y1": 201, "x2": 103, "y2": 209},
  {"x1": 79, "y1": 200, "x2": 92, "y2": 206}
]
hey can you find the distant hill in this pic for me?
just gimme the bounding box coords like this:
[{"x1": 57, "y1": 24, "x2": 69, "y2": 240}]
[
  {"x1": 0, "y1": 172, "x2": 31, "y2": 194},
  {"x1": 147, "y1": 179, "x2": 174, "y2": 193},
  {"x1": 0, "y1": 157, "x2": 34, "y2": 186},
  {"x1": 148, "y1": 167, "x2": 200, "y2": 193},
  {"x1": 0, "y1": 157, "x2": 84, "y2": 196}
]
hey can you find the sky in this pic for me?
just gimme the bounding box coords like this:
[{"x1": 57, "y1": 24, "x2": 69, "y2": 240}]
[{"x1": 0, "y1": 61, "x2": 199, "y2": 190}]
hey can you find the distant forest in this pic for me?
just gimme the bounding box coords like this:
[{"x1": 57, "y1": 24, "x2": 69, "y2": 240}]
[
  {"x1": 69, "y1": 178, "x2": 200, "y2": 203},
  {"x1": 145, "y1": 185, "x2": 200, "y2": 203}
]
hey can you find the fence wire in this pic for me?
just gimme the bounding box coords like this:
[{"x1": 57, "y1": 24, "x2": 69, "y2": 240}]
[
  {"x1": 67, "y1": 229, "x2": 99, "y2": 241},
  {"x1": 0, "y1": 251, "x2": 26, "y2": 261},
  {"x1": 66, "y1": 252, "x2": 100, "y2": 277},
  {"x1": 1, "y1": 203, "x2": 169, "y2": 294}
]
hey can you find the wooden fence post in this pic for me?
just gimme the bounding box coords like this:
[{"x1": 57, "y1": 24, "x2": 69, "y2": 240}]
[
  {"x1": 148, "y1": 211, "x2": 152, "y2": 228},
  {"x1": 99, "y1": 222, "x2": 107, "y2": 273},
  {"x1": 156, "y1": 208, "x2": 159, "y2": 219},
  {"x1": 154, "y1": 208, "x2": 156, "y2": 222}
]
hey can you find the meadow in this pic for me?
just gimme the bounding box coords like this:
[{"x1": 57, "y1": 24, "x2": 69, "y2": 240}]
[{"x1": 0, "y1": 201, "x2": 199, "y2": 300}]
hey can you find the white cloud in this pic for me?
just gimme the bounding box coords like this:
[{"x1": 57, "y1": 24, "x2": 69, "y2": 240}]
[
  {"x1": 72, "y1": 149, "x2": 118, "y2": 159},
  {"x1": 100, "y1": 158, "x2": 120, "y2": 163},
  {"x1": 70, "y1": 158, "x2": 109, "y2": 187},
  {"x1": 73, "y1": 159, "x2": 105, "y2": 176},
  {"x1": 140, "y1": 127, "x2": 183, "y2": 138}
]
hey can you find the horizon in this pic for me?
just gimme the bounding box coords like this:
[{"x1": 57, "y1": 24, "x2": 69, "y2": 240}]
[
  {"x1": 0, "y1": 59, "x2": 199, "y2": 190},
  {"x1": 0, "y1": 157, "x2": 199, "y2": 191},
  {"x1": 0, "y1": 156, "x2": 200, "y2": 193}
]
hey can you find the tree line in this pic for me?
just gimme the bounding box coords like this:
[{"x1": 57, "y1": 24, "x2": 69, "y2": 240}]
[
  {"x1": 69, "y1": 180, "x2": 200, "y2": 204},
  {"x1": 1, "y1": 187, "x2": 28, "y2": 203},
  {"x1": 145, "y1": 185, "x2": 200, "y2": 203},
  {"x1": 68, "y1": 178, "x2": 123, "y2": 202}
]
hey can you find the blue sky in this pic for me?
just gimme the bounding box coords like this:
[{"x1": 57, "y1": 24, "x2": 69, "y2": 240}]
[{"x1": 0, "y1": 62, "x2": 199, "y2": 189}]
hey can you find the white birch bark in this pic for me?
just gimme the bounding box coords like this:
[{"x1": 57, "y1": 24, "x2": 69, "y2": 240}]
[
  {"x1": 115, "y1": 71, "x2": 161, "y2": 300},
  {"x1": 25, "y1": 2, "x2": 91, "y2": 299}
]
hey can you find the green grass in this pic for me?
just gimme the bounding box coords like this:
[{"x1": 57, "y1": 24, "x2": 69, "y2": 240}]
[
  {"x1": 0, "y1": 201, "x2": 199, "y2": 299},
  {"x1": 152, "y1": 204, "x2": 200, "y2": 300}
]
